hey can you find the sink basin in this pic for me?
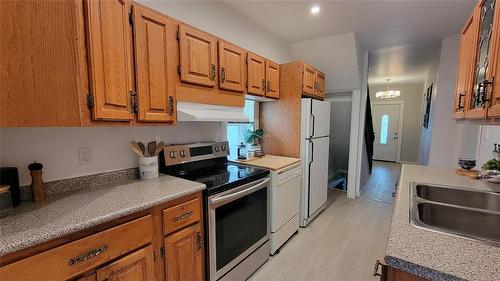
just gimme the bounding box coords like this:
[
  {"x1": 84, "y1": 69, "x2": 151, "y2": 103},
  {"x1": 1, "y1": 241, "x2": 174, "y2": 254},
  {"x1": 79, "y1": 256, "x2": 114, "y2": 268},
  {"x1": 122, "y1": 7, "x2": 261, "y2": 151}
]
[
  {"x1": 416, "y1": 202, "x2": 500, "y2": 242},
  {"x1": 416, "y1": 184, "x2": 500, "y2": 212},
  {"x1": 410, "y1": 183, "x2": 500, "y2": 245}
]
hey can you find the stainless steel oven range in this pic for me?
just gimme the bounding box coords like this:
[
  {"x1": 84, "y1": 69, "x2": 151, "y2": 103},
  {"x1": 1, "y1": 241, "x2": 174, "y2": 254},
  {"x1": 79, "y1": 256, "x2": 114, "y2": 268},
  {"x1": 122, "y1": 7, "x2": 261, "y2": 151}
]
[{"x1": 160, "y1": 141, "x2": 270, "y2": 281}]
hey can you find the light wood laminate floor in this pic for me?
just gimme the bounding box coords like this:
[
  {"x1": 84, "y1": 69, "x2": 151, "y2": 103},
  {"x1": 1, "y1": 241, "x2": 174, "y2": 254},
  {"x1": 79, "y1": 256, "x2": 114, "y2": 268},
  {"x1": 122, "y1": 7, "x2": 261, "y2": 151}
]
[{"x1": 249, "y1": 161, "x2": 401, "y2": 281}]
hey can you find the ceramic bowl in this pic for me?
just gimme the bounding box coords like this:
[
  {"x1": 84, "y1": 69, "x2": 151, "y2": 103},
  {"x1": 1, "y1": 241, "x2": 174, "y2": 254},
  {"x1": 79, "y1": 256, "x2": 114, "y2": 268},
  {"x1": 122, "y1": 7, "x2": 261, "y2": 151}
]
[{"x1": 458, "y1": 158, "x2": 476, "y2": 170}]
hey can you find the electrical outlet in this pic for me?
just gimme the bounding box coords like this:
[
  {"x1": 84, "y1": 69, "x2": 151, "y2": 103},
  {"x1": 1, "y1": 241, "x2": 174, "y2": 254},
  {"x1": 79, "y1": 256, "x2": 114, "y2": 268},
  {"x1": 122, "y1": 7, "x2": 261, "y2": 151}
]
[{"x1": 79, "y1": 147, "x2": 93, "y2": 165}]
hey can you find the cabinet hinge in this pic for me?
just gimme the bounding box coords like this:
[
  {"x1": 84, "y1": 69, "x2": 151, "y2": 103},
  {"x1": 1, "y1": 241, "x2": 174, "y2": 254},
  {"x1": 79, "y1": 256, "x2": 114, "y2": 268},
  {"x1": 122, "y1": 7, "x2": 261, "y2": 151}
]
[
  {"x1": 176, "y1": 30, "x2": 180, "y2": 41},
  {"x1": 177, "y1": 65, "x2": 181, "y2": 75},
  {"x1": 169, "y1": 96, "x2": 174, "y2": 116},
  {"x1": 160, "y1": 246, "x2": 165, "y2": 257},
  {"x1": 86, "y1": 93, "x2": 94, "y2": 108},
  {"x1": 129, "y1": 11, "x2": 133, "y2": 26},
  {"x1": 130, "y1": 90, "x2": 137, "y2": 114}
]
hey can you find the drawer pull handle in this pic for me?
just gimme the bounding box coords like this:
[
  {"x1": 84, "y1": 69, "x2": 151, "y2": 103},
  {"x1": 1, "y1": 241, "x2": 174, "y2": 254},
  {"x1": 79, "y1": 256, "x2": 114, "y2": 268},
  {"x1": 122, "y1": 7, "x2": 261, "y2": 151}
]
[
  {"x1": 175, "y1": 210, "x2": 194, "y2": 221},
  {"x1": 68, "y1": 245, "x2": 108, "y2": 265}
]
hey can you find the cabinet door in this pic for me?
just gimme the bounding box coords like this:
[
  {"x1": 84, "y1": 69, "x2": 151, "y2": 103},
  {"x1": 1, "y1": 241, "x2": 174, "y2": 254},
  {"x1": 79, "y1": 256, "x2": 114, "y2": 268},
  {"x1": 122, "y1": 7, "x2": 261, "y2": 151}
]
[
  {"x1": 467, "y1": 0, "x2": 496, "y2": 119},
  {"x1": 303, "y1": 63, "x2": 316, "y2": 96},
  {"x1": 488, "y1": 1, "x2": 500, "y2": 117},
  {"x1": 165, "y1": 223, "x2": 203, "y2": 281},
  {"x1": 133, "y1": 5, "x2": 176, "y2": 123},
  {"x1": 315, "y1": 71, "x2": 325, "y2": 99},
  {"x1": 247, "y1": 53, "x2": 266, "y2": 96},
  {"x1": 265, "y1": 60, "x2": 280, "y2": 99},
  {"x1": 453, "y1": 12, "x2": 478, "y2": 119},
  {"x1": 85, "y1": 0, "x2": 134, "y2": 121},
  {"x1": 96, "y1": 246, "x2": 154, "y2": 281},
  {"x1": 218, "y1": 41, "x2": 246, "y2": 92},
  {"x1": 179, "y1": 24, "x2": 217, "y2": 87}
]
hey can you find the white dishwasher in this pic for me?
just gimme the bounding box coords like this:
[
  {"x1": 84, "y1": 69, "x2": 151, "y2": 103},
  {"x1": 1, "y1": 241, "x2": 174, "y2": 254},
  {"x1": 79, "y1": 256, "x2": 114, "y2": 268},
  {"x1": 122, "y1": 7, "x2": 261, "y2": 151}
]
[{"x1": 270, "y1": 162, "x2": 302, "y2": 254}]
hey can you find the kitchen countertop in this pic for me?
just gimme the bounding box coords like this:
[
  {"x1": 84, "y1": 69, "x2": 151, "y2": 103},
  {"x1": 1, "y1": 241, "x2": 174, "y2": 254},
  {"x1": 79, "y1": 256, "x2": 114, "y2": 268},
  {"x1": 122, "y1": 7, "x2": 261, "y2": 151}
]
[
  {"x1": 230, "y1": 154, "x2": 301, "y2": 171},
  {"x1": 0, "y1": 175, "x2": 205, "y2": 256},
  {"x1": 385, "y1": 164, "x2": 500, "y2": 281}
]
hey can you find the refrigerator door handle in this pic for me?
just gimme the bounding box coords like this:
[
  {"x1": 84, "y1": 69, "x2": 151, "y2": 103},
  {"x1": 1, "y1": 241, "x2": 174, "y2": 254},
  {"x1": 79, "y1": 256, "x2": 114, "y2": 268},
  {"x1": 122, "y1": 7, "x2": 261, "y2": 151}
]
[
  {"x1": 310, "y1": 114, "x2": 315, "y2": 138},
  {"x1": 308, "y1": 139, "x2": 314, "y2": 165}
]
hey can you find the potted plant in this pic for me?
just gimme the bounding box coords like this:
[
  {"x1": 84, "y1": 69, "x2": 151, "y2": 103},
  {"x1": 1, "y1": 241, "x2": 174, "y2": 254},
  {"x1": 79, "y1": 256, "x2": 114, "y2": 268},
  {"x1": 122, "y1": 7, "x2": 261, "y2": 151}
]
[{"x1": 245, "y1": 128, "x2": 264, "y2": 152}]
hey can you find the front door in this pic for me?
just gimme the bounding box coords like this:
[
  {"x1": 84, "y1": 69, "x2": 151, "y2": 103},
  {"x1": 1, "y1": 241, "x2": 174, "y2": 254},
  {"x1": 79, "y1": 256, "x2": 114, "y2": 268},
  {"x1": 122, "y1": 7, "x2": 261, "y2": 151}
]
[{"x1": 372, "y1": 103, "x2": 401, "y2": 162}]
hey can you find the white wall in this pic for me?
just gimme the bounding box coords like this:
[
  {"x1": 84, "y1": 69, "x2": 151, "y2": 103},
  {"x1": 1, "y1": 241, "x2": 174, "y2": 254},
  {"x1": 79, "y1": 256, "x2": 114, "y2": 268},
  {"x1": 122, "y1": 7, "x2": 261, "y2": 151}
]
[
  {"x1": 138, "y1": 0, "x2": 292, "y2": 63},
  {"x1": 427, "y1": 35, "x2": 479, "y2": 168},
  {"x1": 0, "y1": 124, "x2": 223, "y2": 186},
  {"x1": 290, "y1": 32, "x2": 362, "y2": 93},
  {"x1": 418, "y1": 53, "x2": 440, "y2": 164},
  {"x1": 370, "y1": 82, "x2": 424, "y2": 163},
  {"x1": 0, "y1": 2, "x2": 294, "y2": 186}
]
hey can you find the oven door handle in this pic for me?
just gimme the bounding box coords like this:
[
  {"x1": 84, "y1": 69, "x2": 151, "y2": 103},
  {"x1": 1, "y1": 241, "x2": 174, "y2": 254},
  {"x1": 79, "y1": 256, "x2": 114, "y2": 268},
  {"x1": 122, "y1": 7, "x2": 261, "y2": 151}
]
[{"x1": 209, "y1": 177, "x2": 269, "y2": 208}]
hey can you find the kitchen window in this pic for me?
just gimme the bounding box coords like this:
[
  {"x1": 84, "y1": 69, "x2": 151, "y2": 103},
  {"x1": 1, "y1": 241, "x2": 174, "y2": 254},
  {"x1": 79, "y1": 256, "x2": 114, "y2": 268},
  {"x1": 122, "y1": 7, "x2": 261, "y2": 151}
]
[{"x1": 227, "y1": 100, "x2": 258, "y2": 155}]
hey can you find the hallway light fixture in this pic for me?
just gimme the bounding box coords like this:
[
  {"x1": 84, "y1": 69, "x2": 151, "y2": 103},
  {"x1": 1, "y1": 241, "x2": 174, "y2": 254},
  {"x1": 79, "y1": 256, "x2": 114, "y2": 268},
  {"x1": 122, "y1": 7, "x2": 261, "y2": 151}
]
[{"x1": 376, "y1": 78, "x2": 400, "y2": 99}]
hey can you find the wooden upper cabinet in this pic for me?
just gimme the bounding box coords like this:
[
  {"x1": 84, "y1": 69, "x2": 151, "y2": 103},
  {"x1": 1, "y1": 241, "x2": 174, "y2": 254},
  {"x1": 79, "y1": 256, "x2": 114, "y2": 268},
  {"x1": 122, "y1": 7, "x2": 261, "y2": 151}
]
[
  {"x1": 133, "y1": 5, "x2": 176, "y2": 123},
  {"x1": 179, "y1": 24, "x2": 217, "y2": 87},
  {"x1": 218, "y1": 41, "x2": 246, "y2": 92},
  {"x1": 265, "y1": 60, "x2": 280, "y2": 99},
  {"x1": 466, "y1": 0, "x2": 495, "y2": 119},
  {"x1": 247, "y1": 53, "x2": 266, "y2": 96},
  {"x1": 85, "y1": 0, "x2": 134, "y2": 121},
  {"x1": 316, "y1": 71, "x2": 325, "y2": 98},
  {"x1": 303, "y1": 63, "x2": 316, "y2": 96},
  {"x1": 488, "y1": 1, "x2": 500, "y2": 118},
  {"x1": 165, "y1": 223, "x2": 204, "y2": 281},
  {"x1": 96, "y1": 246, "x2": 155, "y2": 281},
  {"x1": 453, "y1": 13, "x2": 478, "y2": 119}
]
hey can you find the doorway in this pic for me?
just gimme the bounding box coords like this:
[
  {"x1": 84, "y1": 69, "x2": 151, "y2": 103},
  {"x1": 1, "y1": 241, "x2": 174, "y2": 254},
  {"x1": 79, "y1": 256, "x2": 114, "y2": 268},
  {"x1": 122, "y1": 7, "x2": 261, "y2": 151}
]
[
  {"x1": 372, "y1": 102, "x2": 404, "y2": 162},
  {"x1": 325, "y1": 93, "x2": 352, "y2": 192}
]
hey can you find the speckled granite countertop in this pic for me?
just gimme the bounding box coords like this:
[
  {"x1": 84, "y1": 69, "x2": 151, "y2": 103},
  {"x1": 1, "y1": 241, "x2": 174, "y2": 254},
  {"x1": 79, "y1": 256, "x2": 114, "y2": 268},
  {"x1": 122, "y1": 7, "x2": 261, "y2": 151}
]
[
  {"x1": 385, "y1": 165, "x2": 500, "y2": 281},
  {"x1": 0, "y1": 176, "x2": 205, "y2": 256}
]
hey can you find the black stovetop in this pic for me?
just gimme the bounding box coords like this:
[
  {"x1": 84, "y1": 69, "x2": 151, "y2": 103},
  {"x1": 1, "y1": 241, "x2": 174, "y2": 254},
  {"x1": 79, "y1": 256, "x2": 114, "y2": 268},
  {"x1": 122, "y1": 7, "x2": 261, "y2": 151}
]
[{"x1": 160, "y1": 157, "x2": 269, "y2": 195}]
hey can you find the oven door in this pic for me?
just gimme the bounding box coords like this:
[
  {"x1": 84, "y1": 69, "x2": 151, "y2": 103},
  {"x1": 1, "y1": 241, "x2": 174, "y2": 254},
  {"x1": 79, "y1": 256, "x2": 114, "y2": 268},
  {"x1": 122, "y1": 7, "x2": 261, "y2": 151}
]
[{"x1": 208, "y1": 177, "x2": 270, "y2": 280}]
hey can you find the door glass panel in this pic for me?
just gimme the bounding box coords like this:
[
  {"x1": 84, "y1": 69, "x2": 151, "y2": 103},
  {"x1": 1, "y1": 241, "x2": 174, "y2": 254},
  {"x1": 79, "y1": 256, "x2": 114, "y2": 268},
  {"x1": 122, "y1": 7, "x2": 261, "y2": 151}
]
[
  {"x1": 215, "y1": 187, "x2": 267, "y2": 270},
  {"x1": 380, "y1": 114, "x2": 389, "y2": 145},
  {"x1": 472, "y1": 0, "x2": 496, "y2": 108}
]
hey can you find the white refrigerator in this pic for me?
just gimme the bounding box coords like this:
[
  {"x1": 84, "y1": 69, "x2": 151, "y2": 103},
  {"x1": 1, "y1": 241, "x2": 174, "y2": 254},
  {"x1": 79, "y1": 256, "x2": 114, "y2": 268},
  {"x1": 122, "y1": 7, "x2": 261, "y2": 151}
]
[{"x1": 300, "y1": 98, "x2": 331, "y2": 227}]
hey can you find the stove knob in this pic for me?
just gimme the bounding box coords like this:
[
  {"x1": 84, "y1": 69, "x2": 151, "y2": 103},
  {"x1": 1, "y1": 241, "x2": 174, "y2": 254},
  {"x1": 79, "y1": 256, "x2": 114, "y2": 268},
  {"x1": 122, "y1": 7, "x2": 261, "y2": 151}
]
[
  {"x1": 169, "y1": 151, "x2": 177, "y2": 159},
  {"x1": 180, "y1": 150, "x2": 186, "y2": 158},
  {"x1": 215, "y1": 145, "x2": 220, "y2": 152},
  {"x1": 221, "y1": 144, "x2": 227, "y2": 151}
]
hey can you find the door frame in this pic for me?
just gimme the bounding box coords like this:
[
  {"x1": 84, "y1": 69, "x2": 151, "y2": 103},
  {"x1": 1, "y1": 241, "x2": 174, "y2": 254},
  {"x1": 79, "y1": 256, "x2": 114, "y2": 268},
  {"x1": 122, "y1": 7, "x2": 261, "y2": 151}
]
[{"x1": 371, "y1": 101, "x2": 404, "y2": 163}]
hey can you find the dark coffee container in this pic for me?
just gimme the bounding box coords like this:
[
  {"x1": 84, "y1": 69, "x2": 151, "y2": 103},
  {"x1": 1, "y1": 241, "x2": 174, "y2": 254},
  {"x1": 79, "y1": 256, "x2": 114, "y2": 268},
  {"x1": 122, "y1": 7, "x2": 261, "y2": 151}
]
[{"x1": 0, "y1": 167, "x2": 21, "y2": 206}]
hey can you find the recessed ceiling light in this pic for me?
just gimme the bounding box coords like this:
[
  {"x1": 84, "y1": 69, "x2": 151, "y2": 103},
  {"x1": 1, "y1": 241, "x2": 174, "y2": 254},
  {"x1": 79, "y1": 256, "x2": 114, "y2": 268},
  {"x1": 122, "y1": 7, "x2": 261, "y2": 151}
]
[{"x1": 310, "y1": 5, "x2": 320, "y2": 15}]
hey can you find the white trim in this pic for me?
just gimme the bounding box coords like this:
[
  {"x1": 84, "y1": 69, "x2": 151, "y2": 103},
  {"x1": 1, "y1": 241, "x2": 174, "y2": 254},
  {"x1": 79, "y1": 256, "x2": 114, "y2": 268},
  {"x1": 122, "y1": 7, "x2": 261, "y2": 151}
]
[
  {"x1": 347, "y1": 90, "x2": 360, "y2": 199},
  {"x1": 371, "y1": 101, "x2": 405, "y2": 163}
]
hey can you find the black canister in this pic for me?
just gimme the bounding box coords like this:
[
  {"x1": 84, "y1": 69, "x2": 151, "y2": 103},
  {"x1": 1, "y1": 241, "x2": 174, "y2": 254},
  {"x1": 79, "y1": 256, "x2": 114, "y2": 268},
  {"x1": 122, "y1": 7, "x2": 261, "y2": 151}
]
[{"x1": 0, "y1": 167, "x2": 21, "y2": 206}]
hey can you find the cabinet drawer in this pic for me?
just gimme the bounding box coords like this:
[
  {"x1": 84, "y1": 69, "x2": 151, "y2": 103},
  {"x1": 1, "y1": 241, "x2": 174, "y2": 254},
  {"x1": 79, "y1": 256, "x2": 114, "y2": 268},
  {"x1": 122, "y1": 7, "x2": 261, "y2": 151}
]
[
  {"x1": 163, "y1": 198, "x2": 201, "y2": 235},
  {"x1": 0, "y1": 215, "x2": 153, "y2": 281}
]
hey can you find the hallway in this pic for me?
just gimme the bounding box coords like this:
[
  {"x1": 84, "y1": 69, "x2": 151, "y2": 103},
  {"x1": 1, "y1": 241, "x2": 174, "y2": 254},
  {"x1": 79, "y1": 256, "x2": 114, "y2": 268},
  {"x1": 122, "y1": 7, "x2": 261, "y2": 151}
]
[{"x1": 250, "y1": 161, "x2": 402, "y2": 281}]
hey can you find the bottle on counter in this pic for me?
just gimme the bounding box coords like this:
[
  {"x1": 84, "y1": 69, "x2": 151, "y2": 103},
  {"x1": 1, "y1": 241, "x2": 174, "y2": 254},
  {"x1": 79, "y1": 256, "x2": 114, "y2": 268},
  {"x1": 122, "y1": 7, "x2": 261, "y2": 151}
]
[{"x1": 28, "y1": 162, "x2": 45, "y2": 203}]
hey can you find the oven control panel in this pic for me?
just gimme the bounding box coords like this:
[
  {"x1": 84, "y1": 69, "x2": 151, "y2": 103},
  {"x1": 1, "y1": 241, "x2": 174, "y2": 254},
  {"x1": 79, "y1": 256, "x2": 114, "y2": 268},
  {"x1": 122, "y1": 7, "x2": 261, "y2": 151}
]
[{"x1": 161, "y1": 141, "x2": 230, "y2": 166}]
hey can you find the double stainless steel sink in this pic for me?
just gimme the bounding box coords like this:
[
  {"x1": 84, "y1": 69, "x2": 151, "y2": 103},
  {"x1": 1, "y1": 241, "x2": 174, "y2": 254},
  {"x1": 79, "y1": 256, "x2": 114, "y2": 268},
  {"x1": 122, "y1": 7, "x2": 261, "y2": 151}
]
[{"x1": 409, "y1": 183, "x2": 500, "y2": 245}]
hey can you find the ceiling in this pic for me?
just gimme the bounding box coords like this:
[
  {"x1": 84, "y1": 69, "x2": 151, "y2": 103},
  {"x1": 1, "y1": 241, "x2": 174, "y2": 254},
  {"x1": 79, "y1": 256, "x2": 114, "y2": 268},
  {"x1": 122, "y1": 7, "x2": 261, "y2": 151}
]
[
  {"x1": 224, "y1": 0, "x2": 475, "y2": 50},
  {"x1": 368, "y1": 42, "x2": 442, "y2": 85}
]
